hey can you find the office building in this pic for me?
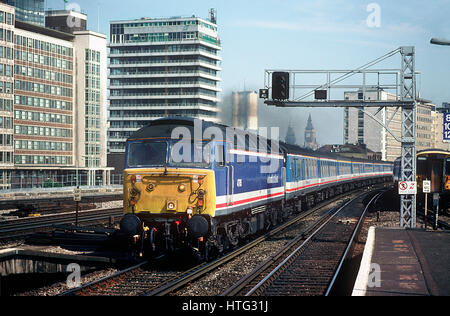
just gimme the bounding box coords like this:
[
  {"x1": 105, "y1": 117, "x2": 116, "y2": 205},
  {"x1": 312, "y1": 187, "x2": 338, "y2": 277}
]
[
  {"x1": 285, "y1": 121, "x2": 296, "y2": 145},
  {"x1": 1, "y1": 0, "x2": 44, "y2": 26},
  {"x1": 232, "y1": 91, "x2": 257, "y2": 131},
  {"x1": 343, "y1": 89, "x2": 437, "y2": 161},
  {"x1": 108, "y1": 13, "x2": 222, "y2": 155},
  {"x1": 0, "y1": 2, "x2": 110, "y2": 189}
]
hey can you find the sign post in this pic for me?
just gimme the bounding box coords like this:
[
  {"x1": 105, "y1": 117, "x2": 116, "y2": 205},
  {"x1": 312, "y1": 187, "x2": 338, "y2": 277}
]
[
  {"x1": 444, "y1": 112, "x2": 450, "y2": 143},
  {"x1": 73, "y1": 187, "x2": 81, "y2": 226},
  {"x1": 423, "y1": 180, "x2": 431, "y2": 229}
]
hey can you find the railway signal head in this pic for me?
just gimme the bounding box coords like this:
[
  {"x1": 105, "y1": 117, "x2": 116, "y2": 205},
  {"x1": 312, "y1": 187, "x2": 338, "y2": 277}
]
[{"x1": 272, "y1": 72, "x2": 290, "y2": 100}]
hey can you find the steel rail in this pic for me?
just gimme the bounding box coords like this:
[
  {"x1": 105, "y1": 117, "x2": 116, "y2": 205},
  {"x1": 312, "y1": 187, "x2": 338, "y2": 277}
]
[
  {"x1": 60, "y1": 260, "x2": 150, "y2": 296},
  {"x1": 146, "y1": 190, "x2": 366, "y2": 296},
  {"x1": 0, "y1": 208, "x2": 123, "y2": 238},
  {"x1": 243, "y1": 194, "x2": 360, "y2": 296},
  {"x1": 324, "y1": 190, "x2": 385, "y2": 296}
]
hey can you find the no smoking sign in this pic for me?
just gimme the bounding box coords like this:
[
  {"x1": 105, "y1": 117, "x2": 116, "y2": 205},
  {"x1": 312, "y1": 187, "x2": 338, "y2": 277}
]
[{"x1": 398, "y1": 181, "x2": 417, "y2": 195}]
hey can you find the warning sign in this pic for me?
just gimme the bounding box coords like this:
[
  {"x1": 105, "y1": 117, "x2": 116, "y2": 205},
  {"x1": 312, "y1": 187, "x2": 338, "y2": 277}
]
[{"x1": 398, "y1": 181, "x2": 417, "y2": 195}]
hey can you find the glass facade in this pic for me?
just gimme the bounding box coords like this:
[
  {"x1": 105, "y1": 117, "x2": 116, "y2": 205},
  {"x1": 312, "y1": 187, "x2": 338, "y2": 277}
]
[
  {"x1": 108, "y1": 17, "x2": 221, "y2": 153},
  {"x1": 1, "y1": 0, "x2": 44, "y2": 26}
]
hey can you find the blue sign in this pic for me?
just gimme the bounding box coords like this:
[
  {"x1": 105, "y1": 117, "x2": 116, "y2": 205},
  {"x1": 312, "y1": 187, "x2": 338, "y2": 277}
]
[{"x1": 444, "y1": 112, "x2": 450, "y2": 143}]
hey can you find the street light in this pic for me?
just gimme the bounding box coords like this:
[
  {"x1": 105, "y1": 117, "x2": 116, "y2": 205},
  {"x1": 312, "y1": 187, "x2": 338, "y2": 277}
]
[{"x1": 430, "y1": 38, "x2": 450, "y2": 46}]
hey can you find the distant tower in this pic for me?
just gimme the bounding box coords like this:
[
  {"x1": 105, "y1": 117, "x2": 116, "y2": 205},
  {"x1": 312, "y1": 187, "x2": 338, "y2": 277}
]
[
  {"x1": 285, "y1": 121, "x2": 297, "y2": 145},
  {"x1": 232, "y1": 91, "x2": 258, "y2": 131},
  {"x1": 304, "y1": 114, "x2": 318, "y2": 150}
]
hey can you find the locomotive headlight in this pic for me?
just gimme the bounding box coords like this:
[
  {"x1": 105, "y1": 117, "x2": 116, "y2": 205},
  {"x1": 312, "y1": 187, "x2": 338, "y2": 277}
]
[
  {"x1": 178, "y1": 184, "x2": 186, "y2": 192},
  {"x1": 167, "y1": 200, "x2": 177, "y2": 211}
]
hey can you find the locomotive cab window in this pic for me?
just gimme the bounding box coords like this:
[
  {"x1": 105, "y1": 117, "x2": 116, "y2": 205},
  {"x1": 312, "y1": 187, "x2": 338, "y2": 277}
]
[
  {"x1": 169, "y1": 141, "x2": 211, "y2": 168},
  {"x1": 127, "y1": 141, "x2": 167, "y2": 167},
  {"x1": 216, "y1": 144, "x2": 225, "y2": 167}
]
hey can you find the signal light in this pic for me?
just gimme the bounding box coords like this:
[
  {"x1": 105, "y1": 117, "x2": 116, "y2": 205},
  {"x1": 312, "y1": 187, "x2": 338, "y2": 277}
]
[{"x1": 272, "y1": 72, "x2": 290, "y2": 100}]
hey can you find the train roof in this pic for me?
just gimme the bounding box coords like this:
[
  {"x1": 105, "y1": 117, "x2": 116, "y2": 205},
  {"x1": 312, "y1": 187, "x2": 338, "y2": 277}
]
[
  {"x1": 394, "y1": 149, "x2": 450, "y2": 162},
  {"x1": 417, "y1": 149, "x2": 450, "y2": 156},
  {"x1": 128, "y1": 117, "x2": 392, "y2": 164},
  {"x1": 128, "y1": 117, "x2": 228, "y2": 140}
]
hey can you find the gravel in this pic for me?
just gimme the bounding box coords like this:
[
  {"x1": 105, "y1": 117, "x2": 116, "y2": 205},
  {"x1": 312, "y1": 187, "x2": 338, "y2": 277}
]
[
  {"x1": 15, "y1": 268, "x2": 119, "y2": 296},
  {"x1": 172, "y1": 198, "x2": 345, "y2": 296}
]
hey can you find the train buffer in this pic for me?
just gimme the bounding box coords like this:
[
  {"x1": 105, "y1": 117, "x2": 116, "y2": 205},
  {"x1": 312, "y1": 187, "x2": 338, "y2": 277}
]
[{"x1": 352, "y1": 227, "x2": 450, "y2": 296}]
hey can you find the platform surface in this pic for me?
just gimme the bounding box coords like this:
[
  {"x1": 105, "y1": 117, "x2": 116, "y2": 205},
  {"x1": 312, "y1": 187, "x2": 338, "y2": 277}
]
[{"x1": 353, "y1": 227, "x2": 450, "y2": 296}]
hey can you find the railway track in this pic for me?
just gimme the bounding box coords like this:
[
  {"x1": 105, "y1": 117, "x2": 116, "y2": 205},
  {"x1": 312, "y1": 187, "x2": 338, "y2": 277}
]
[
  {"x1": 61, "y1": 187, "x2": 380, "y2": 296},
  {"x1": 221, "y1": 189, "x2": 384, "y2": 296},
  {"x1": 0, "y1": 207, "x2": 123, "y2": 240}
]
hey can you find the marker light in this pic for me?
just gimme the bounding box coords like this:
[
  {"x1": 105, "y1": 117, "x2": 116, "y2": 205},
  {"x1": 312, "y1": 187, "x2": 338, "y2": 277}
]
[
  {"x1": 146, "y1": 183, "x2": 155, "y2": 192},
  {"x1": 131, "y1": 175, "x2": 137, "y2": 184},
  {"x1": 178, "y1": 184, "x2": 186, "y2": 192}
]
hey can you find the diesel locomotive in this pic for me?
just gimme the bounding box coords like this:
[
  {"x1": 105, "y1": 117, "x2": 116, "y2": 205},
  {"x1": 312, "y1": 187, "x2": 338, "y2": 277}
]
[{"x1": 120, "y1": 118, "x2": 393, "y2": 259}]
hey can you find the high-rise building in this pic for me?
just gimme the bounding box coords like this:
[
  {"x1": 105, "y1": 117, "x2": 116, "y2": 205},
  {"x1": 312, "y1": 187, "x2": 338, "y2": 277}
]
[
  {"x1": 285, "y1": 121, "x2": 296, "y2": 145},
  {"x1": 0, "y1": 2, "x2": 111, "y2": 189},
  {"x1": 232, "y1": 91, "x2": 258, "y2": 131},
  {"x1": 1, "y1": 0, "x2": 44, "y2": 26},
  {"x1": 344, "y1": 89, "x2": 437, "y2": 161},
  {"x1": 108, "y1": 13, "x2": 222, "y2": 155}
]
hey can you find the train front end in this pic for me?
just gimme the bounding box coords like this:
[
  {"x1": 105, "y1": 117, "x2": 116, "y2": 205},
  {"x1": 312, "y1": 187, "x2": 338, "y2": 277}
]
[{"x1": 121, "y1": 137, "x2": 216, "y2": 256}]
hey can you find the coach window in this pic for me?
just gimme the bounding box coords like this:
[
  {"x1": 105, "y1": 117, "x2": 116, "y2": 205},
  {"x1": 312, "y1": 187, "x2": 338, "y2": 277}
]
[{"x1": 216, "y1": 144, "x2": 225, "y2": 167}]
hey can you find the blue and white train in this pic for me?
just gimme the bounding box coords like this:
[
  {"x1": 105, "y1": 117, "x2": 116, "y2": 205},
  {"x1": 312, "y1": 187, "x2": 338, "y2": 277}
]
[{"x1": 121, "y1": 118, "x2": 393, "y2": 257}]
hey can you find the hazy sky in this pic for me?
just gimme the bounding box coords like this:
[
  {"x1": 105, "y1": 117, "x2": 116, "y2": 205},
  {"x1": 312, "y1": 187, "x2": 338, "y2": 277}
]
[{"x1": 45, "y1": 0, "x2": 450, "y2": 145}]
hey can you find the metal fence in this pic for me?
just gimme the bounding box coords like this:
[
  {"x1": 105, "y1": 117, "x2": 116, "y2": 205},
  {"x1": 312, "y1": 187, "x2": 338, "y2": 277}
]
[{"x1": 0, "y1": 174, "x2": 123, "y2": 191}]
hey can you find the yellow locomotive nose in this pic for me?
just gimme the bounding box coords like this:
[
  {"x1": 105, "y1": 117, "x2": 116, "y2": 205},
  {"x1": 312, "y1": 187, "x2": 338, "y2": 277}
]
[{"x1": 123, "y1": 168, "x2": 215, "y2": 217}]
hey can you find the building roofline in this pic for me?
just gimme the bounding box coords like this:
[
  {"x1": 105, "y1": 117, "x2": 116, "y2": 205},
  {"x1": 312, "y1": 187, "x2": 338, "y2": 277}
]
[
  {"x1": 73, "y1": 30, "x2": 107, "y2": 39},
  {"x1": 110, "y1": 16, "x2": 216, "y2": 26},
  {"x1": 46, "y1": 10, "x2": 87, "y2": 19},
  {"x1": 15, "y1": 20, "x2": 75, "y2": 41}
]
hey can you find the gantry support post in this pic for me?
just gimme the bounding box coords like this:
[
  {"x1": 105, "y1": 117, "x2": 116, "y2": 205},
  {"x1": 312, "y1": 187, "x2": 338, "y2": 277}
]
[{"x1": 400, "y1": 46, "x2": 417, "y2": 228}]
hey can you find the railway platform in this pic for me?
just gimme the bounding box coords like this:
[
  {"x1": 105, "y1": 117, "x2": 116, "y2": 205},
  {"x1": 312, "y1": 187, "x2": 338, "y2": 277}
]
[{"x1": 352, "y1": 227, "x2": 450, "y2": 296}]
